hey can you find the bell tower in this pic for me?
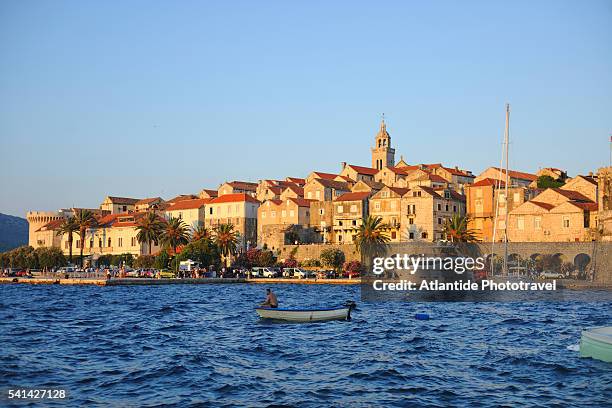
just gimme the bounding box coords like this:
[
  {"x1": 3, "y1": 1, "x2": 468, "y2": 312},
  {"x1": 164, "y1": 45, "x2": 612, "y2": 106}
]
[{"x1": 371, "y1": 115, "x2": 395, "y2": 170}]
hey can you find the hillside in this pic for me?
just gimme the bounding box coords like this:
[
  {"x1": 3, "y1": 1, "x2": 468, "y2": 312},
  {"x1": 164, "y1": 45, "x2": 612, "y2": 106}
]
[{"x1": 0, "y1": 213, "x2": 28, "y2": 252}]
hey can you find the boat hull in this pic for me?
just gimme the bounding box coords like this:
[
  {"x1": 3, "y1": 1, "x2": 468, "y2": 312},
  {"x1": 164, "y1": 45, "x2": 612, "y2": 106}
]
[
  {"x1": 580, "y1": 326, "x2": 612, "y2": 363},
  {"x1": 256, "y1": 307, "x2": 350, "y2": 322}
]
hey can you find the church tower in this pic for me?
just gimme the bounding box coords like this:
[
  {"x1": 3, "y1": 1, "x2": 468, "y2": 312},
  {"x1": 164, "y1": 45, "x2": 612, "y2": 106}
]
[{"x1": 371, "y1": 116, "x2": 395, "y2": 170}]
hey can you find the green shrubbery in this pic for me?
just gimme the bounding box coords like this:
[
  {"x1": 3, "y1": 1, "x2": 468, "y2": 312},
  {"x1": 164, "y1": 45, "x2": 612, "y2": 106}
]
[{"x1": 0, "y1": 246, "x2": 66, "y2": 269}]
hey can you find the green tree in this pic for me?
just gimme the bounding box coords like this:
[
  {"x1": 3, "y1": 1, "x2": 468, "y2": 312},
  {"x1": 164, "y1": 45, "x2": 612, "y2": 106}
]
[
  {"x1": 74, "y1": 209, "x2": 98, "y2": 267},
  {"x1": 134, "y1": 255, "x2": 156, "y2": 269},
  {"x1": 537, "y1": 175, "x2": 565, "y2": 189},
  {"x1": 354, "y1": 215, "x2": 390, "y2": 272},
  {"x1": 176, "y1": 238, "x2": 221, "y2": 268},
  {"x1": 191, "y1": 225, "x2": 211, "y2": 242},
  {"x1": 442, "y1": 214, "x2": 478, "y2": 243},
  {"x1": 154, "y1": 250, "x2": 170, "y2": 270},
  {"x1": 214, "y1": 223, "x2": 239, "y2": 267},
  {"x1": 320, "y1": 248, "x2": 346, "y2": 274},
  {"x1": 36, "y1": 247, "x2": 66, "y2": 269},
  {"x1": 161, "y1": 217, "x2": 190, "y2": 270},
  {"x1": 136, "y1": 212, "x2": 165, "y2": 255},
  {"x1": 56, "y1": 217, "x2": 78, "y2": 263}
]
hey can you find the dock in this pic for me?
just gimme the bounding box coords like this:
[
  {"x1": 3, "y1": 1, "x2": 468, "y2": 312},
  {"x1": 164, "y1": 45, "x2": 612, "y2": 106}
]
[{"x1": 0, "y1": 277, "x2": 361, "y2": 286}]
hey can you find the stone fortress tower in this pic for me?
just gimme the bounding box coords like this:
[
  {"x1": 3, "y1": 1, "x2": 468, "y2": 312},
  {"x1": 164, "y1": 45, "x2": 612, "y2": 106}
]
[
  {"x1": 26, "y1": 210, "x2": 69, "y2": 247},
  {"x1": 371, "y1": 115, "x2": 395, "y2": 170}
]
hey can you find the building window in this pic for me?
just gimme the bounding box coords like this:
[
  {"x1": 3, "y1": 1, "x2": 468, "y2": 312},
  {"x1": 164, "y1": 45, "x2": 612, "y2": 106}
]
[
  {"x1": 350, "y1": 205, "x2": 357, "y2": 213},
  {"x1": 445, "y1": 204, "x2": 449, "y2": 211},
  {"x1": 319, "y1": 209, "x2": 324, "y2": 215},
  {"x1": 409, "y1": 218, "x2": 414, "y2": 225},
  {"x1": 337, "y1": 205, "x2": 344, "y2": 213},
  {"x1": 437, "y1": 218, "x2": 442, "y2": 225},
  {"x1": 352, "y1": 220, "x2": 357, "y2": 226},
  {"x1": 289, "y1": 210, "x2": 294, "y2": 217},
  {"x1": 65, "y1": 241, "x2": 69, "y2": 249},
  {"x1": 209, "y1": 207, "x2": 213, "y2": 215},
  {"x1": 391, "y1": 231, "x2": 397, "y2": 239},
  {"x1": 437, "y1": 203, "x2": 442, "y2": 211},
  {"x1": 517, "y1": 216, "x2": 524, "y2": 230},
  {"x1": 535, "y1": 217, "x2": 541, "y2": 230},
  {"x1": 89, "y1": 239, "x2": 94, "y2": 248},
  {"x1": 108, "y1": 238, "x2": 112, "y2": 247},
  {"x1": 122, "y1": 205, "x2": 127, "y2": 212},
  {"x1": 178, "y1": 212, "x2": 183, "y2": 219},
  {"x1": 281, "y1": 210, "x2": 286, "y2": 218},
  {"x1": 315, "y1": 191, "x2": 320, "y2": 199},
  {"x1": 563, "y1": 217, "x2": 570, "y2": 228},
  {"x1": 422, "y1": 232, "x2": 428, "y2": 239},
  {"x1": 409, "y1": 232, "x2": 414, "y2": 239},
  {"x1": 76, "y1": 240, "x2": 80, "y2": 249},
  {"x1": 99, "y1": 238, "x2": 102, "y2": 248},
  {"x1": 307, "y1": 192, "x2": 312, "y2": 199},
  {"x1": 375, "y1": 202, "x2": 381, "y2": 210},
  {"x1": 453, "y1": 205, "x2": 457, "y2": 212},
  {"x1": 118, "y1": 238, "x2": 123, "y2": 247}
]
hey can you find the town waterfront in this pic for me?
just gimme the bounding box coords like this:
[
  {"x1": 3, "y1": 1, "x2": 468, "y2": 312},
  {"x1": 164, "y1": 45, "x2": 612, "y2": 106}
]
[{"x1": 1, "y1": 284, "x2": 610, "y2": 407}]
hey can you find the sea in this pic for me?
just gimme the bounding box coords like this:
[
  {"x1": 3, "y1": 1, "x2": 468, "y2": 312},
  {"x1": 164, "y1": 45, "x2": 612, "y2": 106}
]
[{"x1": 0, "y1": 284, "x2": 610, "y2": 407}]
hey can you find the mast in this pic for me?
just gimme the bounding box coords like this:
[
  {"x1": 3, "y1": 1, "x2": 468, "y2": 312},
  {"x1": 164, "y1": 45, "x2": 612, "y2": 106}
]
[{"x1": 502, "y1": 103, "x2": 510, "y2": 275}]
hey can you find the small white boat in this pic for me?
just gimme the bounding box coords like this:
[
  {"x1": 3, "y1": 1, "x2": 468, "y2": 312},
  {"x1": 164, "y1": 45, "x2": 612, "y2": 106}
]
[
  {"x1": 580, "y1": 326, "x2": 612, "y2": 363},
  {"x1": 256, "y1": 302, "x2": 356, "y2": 322}
]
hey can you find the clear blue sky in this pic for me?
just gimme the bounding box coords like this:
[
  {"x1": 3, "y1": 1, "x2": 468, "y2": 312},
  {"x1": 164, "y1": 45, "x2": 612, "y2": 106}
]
[{"x1": 1, "y1": 1, "x2": 611, "y2": 217}]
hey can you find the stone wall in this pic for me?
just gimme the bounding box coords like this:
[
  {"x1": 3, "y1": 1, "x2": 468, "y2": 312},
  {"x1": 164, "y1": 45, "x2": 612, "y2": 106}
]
[{"x1": 279, "y1": 241, "x2": 612, "y2": 284}]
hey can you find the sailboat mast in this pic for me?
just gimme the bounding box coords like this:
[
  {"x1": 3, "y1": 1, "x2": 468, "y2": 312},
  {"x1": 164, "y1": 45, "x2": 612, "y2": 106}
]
[{"x1": 503, "y1": 103, "x2": 510, "y2": 275}]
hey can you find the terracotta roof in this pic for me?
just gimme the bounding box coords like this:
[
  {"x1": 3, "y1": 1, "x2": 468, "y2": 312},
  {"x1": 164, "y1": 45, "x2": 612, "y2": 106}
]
[
  {"x1": 416, "y1": 186, "x2": 442, "y2": 198},
  {"x1": 314, "y1": 178, "x2": 351, "y2": 190},
  {"x1": 166, "y1": 198, "x2": 210, "y2": 211},
  {"x1": 428, "y1": 174, "x2": 448, "y2": 183},
  {"x1": 489, "y1": 167, "x2": 537, "y2": 181},
  {"x1": 433, "y1": 188, "x2": 466, "y2": 201},
  {"x1": 199, "y1": 189, "x2": 218, "y2": 197},
  {"x1": 209, "y1": 193, "x2": 260, "y2": 204},
  {"x1": 567, "y1": 201, "x2": 598, "y2": 211},
  {"x1": 572, "y1": 175, "x2": 597, "y2": 186},
  {"x1": 387, "y1": 166, "x2": 411, "y2": 175},
  {"x1": 356, "y1": 179, "x2": 385, "y2": 190},
  {"x1": 336, "y1": 175, "x2": 354, "y2": 182},
  {"x1": 469, "y1": 178, "x2": 506, "y2": 188},
  {"x1": 311, "y1": 171, "x2": 339, "y2": 180},
  {"x1": 528, "y1": 201, "x2": 555, "y2": 211},
  {"x1": 264, "y1": 199, "x2": 283, "y2": 206},
  {"x1": 167, "y1": 194, "x2": 198, "y2": 203},
  {"x1": 225, "y1": 181, "x2": 258, "y2": 191},
  {"x1": 334, "y1": 191, "x2": 371, "y2": 202},
  {"x1": 36, "y1": 218, "x2": 65, "y2": 232},
  {"x1": 106, "y1": 196, "x2": 140, "y2": 205},
  {"x1": 286, "y1": 177, "x2": 306, "y2": 185},
  {"x1": 283, "y1": 185, "x2": 304, "y2": 196},
  {"x1": 346, "y1": 164, "x2": 379, "y2": 176},
  {"x1": 552, "y1": 188, "x2": 592, "y2": 202},
  {"x1": 388, "y1": 187, "x2": 409, "y2": 196},
  {"x1": 267, "y1": 186, "x2": 284, "y2": 195},
  {"x1": 135, "y1": 197, "x2": 162, "y2": 205}
]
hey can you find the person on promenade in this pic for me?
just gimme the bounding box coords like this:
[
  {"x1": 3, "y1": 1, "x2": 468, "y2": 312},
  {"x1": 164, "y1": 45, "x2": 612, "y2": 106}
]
[{"x1": 260, "y1": 288, "x2": 278, "y2": 308}]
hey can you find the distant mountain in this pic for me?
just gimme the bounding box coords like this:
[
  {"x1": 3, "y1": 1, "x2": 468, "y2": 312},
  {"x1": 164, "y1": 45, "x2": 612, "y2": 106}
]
[{"x1": 0, "y1": 213, "x2": 28, "y2": 252}]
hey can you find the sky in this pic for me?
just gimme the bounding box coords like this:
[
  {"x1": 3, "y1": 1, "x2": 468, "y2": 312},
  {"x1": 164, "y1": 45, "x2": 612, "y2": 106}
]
[{"x1": 1, "y1": 0, "x2": 611, "y2": 217}]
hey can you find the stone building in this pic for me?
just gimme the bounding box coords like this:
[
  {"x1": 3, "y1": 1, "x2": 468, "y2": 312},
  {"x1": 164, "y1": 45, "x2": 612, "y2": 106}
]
[
  {"x1": 165, "y1": 198, "x2": 210, "y2": 231},
  {"x1": 205, "y1": 193, "x2": 260, "y2": 250},
  {"x1": 401, "y1": 186, "x2": 466, "y2": 242},
  {"x1": 340, "y1": 163, "x2": 379, "y2": 182},
  {"x1": 369, "y1": 186, "x2": 409, "y2": 242},
  {"x1": 597, "y1": 167, "x2": 612, "y2": 241},
  {"x1": 507, "y1": 186, "x2": 598, "y2": 242},
  {"x1": 135, "y1": 197, "x2": 165, "y2": 212},
  {"x1": 303, "y1": 178, "x2": 351, "y2": 201},
  {"x1": 218, "y1": 181, "x2": 258, "y2": 198},
  {"x1": 332, "y1": 191, "x2": 372, "y2": 244},
  {"x1": 371, "y1": 118, "x2": 395, "y2": 170},
  {"x1": 465, "y1": 178, "x2": 539, "y2": 242},
  {"x1": 100, "y1": 196, "x2": 140, "y2": 214},
  {"x1": 257, "y1": 198, "x2": 313, "y2": 249},
  {"x1": 475, "y1": 167, "x2": 537, "y2": 187}
]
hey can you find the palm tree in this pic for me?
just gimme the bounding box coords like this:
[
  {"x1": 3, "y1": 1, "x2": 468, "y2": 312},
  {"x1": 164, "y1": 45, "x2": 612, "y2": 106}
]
[
  {"x1": 56, "y1": 217, "x2": 78, "y2": 264},
  {"x1": 74, "y1": 209, "x2": 98, "y2": 267},
  {"x1": 214, "y1": 223, "x2": 239, "y2": 267},
  {"x1": 442, "y1": 214, "x2": 478, "y2": 243},
  {"x1": 136, "y1": 212, "x2": 165, "y2": 255},
  {"x1": 161, "y1": 217, "x2": 190, "y2": 267},
  {"x1": 191, "y1": 225, "x2": 211, "y2": 242},
  {"x1": 354, "y1": 215, "x2": 390, "y2": 273}
]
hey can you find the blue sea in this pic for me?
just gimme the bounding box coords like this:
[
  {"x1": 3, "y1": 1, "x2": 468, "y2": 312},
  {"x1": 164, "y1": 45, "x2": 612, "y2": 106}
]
[{"x1": 0, "y1": 284, "x2": 611, "y2": 407}]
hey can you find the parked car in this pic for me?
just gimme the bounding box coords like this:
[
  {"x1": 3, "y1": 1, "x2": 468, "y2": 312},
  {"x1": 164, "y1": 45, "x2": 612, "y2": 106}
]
[
  {"x1": 283, "y1": 268, "x2": 311, "y2": 279},
  {"x1": 541, "y1": 271, "x2": 564, "y2": 279},
  {"x1": 126, "y1": 270, "x2": 140, "y2": 278}
]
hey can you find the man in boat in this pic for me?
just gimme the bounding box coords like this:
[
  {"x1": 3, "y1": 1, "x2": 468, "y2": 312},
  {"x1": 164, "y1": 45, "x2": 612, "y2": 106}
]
[{"x1": 260, "y1": 288, "x2": 278, "y2": 308}]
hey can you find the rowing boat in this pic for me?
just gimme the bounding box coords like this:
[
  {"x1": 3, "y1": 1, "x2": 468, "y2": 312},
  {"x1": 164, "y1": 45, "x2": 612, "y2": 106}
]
[
  {"x1": 580, "y1": 326, "x2": 612, "y2": 363},
  {"x1": 255, "y1": 301, "x2": 356, "y2": 322}
]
